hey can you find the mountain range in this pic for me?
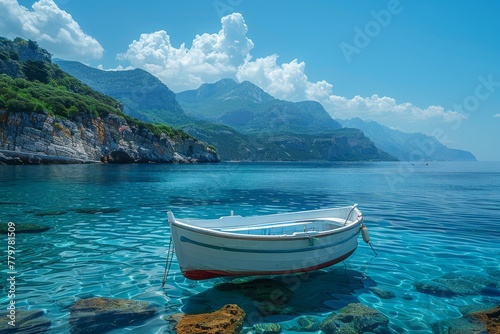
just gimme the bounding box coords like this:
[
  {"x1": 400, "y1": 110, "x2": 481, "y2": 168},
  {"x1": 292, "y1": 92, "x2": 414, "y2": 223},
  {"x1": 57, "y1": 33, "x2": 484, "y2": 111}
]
[
  {"x1": 339, "y1": 118, "x2": 476, "y2": 161},
  {"x1": 176, "y1": 78, "x2": 343, "y2": 134},
  {"x1": 55, "y1": 59, "x2": 476, "y2": 162},
  {"x1": 53, "y1": 59, "x2": 189, "y2": 126},
  {"x1": 56, "y1": 60, "x2": 394, "y2": 161}
]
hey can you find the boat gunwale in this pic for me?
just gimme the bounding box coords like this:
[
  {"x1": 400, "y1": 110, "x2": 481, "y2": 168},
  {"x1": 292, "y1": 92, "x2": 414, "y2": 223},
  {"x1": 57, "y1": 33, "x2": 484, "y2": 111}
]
[{"x1": 169, "y1": 208, "x2": 363, "y2": 241}]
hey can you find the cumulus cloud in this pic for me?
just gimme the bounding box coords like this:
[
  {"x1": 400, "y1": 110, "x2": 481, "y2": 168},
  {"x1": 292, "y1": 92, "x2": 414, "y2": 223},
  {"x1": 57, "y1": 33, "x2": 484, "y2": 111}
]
[
  {"x1": 0, "y1": 0, "x2": 103, "y2": 61},
  {"x1": 322, "y1": 94, "x2": 465, "y2": 125},
  {"x1": 118, "y1": 12, "x2": 253, "y2": 92},
  {"x1": 236, "y1": 55, "x2": 311, "y2": 101},
  {"x1": 97, "y1": 64, "x2": 134, "y2": 72},
  {"x1": 119, "y1": 12, "x2": 464, "y2": 128}
]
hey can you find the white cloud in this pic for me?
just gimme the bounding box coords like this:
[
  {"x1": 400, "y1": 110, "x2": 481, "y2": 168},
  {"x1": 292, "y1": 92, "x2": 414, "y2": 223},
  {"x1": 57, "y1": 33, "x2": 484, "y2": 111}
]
[
  {"x1": 323, "y1": 94, "x2": 465, "y2": 126},
  {"x1": 494, "y1": 114, "x2": 500, "y2": 118},
  {"x1": 118, "y1": 12, "x2": 253, "y2": 92},
  {"x1": 0, "y1": 0, "x2": 103, "y2": 61},
  {"x1": 118, "y1": 12, "x2": 465, "y2": 130},
  {"x1": 97, "y1": 64, "x2": 134, "y2": 72},
  {"x1": 236, "y1": 55, "x2": 311, "y2": 101}
]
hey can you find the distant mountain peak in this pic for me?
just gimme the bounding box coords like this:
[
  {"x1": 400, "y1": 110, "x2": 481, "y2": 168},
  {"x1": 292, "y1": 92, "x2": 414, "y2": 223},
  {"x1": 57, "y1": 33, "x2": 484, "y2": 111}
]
[
  {"x1": 339, "y1": 118, "x2": 476, "y2": 161},
  {"x1": 176, "y1": 78, "x2": 342, "y2": 134},
  {"x1": 179, "y1": 78, "x2": 275, "y2": 105}
]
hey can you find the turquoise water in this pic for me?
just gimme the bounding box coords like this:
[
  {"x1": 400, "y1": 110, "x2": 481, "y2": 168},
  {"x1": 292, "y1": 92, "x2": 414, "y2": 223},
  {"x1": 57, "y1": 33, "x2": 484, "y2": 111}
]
[{"x1": 1, "y1": 161, "x2": 499, "y2": 333}]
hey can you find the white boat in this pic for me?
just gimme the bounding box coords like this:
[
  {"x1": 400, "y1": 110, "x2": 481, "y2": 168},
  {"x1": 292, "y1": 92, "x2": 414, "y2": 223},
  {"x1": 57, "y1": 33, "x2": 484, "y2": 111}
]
[{"x1": 166, "y1": 204, "x2": 368, "y2": 280}]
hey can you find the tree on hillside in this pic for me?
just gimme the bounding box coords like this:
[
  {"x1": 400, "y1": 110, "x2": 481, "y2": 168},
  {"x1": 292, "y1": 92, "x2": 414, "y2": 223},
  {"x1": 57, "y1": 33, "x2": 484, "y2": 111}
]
[
  {"x1": 28, "y1": 39, "x2": 39, "y2": 50},
  {"x1": 22, "y1": 60, "x2": 50, "y2": 83}
]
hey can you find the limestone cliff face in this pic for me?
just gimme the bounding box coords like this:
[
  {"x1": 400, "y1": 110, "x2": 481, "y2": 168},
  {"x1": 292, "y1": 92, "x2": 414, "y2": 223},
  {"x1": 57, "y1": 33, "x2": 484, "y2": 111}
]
[{"x1": 0, "y1": 110, "x2": 219, "y2": 164}]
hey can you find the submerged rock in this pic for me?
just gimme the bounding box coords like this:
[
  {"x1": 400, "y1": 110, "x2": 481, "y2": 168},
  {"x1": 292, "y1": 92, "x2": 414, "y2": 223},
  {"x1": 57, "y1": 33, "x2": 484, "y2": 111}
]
[
  {"x1": 0, "y1": 222, "x2": 50, "y2": 234},
  {"x1": 163, "y1": 313, "x2": 184, "y2": 333},
  {"x1": 215, "y1": 278, "x2": 294, "y2": 316},
  {"x1": 369, "y1": 287, "x2": 396, "y2": 299},
  {"x1": 470, "y1": 305, "x2": 500, "y2": 334},
  {"x1": 319, "y1": 303, "x2": 389, "y2": 334},
  {"x1": 69, "y1": 297, "x2": 158, "y2": 333},
  {"x1": 432, "y1": 304, "x2": 499, "y2": 334},
  {"x1": 0, "y1": 309, "x2": 51, "y2": 333},
  {"x1": 414, "y1": 273, "x2": 499, "y2": 297},
  {"x1": 34, "y1": 210, "x2": 67, "y2": 217},
  {"x1": 175, "y1": 304, "x2": 245, "y2": 334},
  {"x1": 287, "y1": 316, "x2": 321, "y2": 332},
  {"x1": 216, "y1": 278, "x2": 293, "y2": 302},
  {"x1": 459, "y1": 303, "x2": 499, "y2": 316},
  {"x1": 74, "y1": 207, "x2": 121, "y2": 214},
  {"x1": 431, "y1": 316, "x2": 486, "y2": 334},
  {"x1": 253, "y1": 322, "x2": 282, "y2": 333}
]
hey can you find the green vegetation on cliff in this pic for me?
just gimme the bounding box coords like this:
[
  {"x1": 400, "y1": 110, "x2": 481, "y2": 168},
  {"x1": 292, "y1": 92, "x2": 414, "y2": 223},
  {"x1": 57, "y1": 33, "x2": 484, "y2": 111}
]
[
  {"x1": 55, "y1": 59, "x2": 190, "y2": 126},
  {"x1": 0, "y1": 37, "x2": 192, "y2": 141}
]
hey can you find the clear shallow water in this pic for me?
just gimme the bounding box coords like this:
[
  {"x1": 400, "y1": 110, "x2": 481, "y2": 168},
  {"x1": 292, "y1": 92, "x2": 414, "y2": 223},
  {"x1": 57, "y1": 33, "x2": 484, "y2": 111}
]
[{"x1": 1, "y1": 161, "x2": 499, "y2": 333}]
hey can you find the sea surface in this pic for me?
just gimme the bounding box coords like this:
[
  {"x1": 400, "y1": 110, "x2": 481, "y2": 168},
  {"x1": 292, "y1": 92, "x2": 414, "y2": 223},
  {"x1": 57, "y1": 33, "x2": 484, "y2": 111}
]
[{"x1": 1, "y1": 161, "x2": 499, "y2": 333}]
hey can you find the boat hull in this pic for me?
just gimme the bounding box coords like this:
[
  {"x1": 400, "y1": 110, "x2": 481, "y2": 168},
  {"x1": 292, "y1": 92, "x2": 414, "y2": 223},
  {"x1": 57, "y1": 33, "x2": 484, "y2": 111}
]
[{"x1": 169, "y1": 217, "x2": 362, "y2": 280}]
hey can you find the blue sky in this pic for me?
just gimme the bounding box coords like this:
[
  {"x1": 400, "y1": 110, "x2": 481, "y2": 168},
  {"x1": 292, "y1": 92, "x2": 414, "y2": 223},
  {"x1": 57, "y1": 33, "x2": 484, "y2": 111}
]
[{"x1": 1, "y1": 0, "x2": 499, "y2": 160}]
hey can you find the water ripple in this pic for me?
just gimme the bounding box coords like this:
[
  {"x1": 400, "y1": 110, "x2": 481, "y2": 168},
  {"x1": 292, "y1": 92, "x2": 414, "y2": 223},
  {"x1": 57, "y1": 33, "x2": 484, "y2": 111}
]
[{"x1": 1, "y1": 162, "x2": 499, "y2": 333}]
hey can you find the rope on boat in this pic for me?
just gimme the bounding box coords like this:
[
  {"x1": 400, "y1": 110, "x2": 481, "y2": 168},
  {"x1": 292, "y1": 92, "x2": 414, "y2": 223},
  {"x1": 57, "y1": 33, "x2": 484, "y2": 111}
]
[
  {"x1": 161, "y1": 235, "x2": 175, "y2": 288},
  {"x1": 361, "y1": 224, "x2": 378, "y2": 256},
  {"x1": 368, "y1": 242, "x2": 378, "y2": 256}
]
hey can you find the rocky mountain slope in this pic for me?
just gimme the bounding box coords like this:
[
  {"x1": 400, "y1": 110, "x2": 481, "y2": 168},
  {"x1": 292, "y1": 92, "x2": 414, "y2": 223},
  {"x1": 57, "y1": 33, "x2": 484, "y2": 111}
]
[
  {"x1": 56, "y1": 60, "x2": 395, "y2": 161},
  {"x1": 339, "y1": 118, "x2": 476, "y2": 161},
  {"x1": 176, "y1": 79, "x2": 393, "y2": 161},
  {"x1": 0, "y1": 37, "x2": 218, "y2": 164},
  {"x1": 176, "y1": 78, "x2": 343, "y2": 134},
  {"x1": 55, "y1": 59, "x2": 190, "y2": 125}
]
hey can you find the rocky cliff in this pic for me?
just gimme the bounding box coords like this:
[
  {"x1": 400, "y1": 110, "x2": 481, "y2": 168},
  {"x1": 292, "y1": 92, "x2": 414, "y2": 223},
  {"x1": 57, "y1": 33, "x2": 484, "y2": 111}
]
[
  {"x1": 0, "y1": 36, "x2": 219, "y2": 165},
  {"x1": 0, "y1": 109, "x2": 218, "y2": 164}
]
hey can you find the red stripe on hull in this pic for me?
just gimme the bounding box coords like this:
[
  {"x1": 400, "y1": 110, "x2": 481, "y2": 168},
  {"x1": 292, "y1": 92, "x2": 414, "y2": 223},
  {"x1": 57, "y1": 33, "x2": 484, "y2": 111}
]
[{"x1": 181, "y1": 248, "x2": 357, "y2": 280}]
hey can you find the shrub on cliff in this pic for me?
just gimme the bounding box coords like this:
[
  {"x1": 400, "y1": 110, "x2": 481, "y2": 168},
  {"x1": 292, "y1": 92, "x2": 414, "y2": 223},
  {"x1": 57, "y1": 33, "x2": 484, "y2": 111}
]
[
  {"x1": 22, "y1": 60, "x2": 50, "y2": 83},
  {"x1": 0, "y1": 36, "x2": 198, "y2": 142}
]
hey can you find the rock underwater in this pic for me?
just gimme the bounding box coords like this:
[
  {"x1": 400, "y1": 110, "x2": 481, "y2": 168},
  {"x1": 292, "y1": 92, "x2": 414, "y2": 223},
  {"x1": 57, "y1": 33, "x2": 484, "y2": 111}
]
[
  {"x1": 215, "y1": 278, "x2": 294, "y2": 316},
  {"x1": 413, "y1": 273, "x2": 499, "y2": 297},
  {"x1": 69, "y1": 297, "x2": 158, "y2": 333},
  {"x1": 0, "y1": 309, "x2": 51, "y2": 333},
  {"x1": 174, "y1": 304, "x2": 245, "y2": 334},
  {"x1": 0, "y1": 222, "x2": 50, "y2": 234},
  {"x1": 319, "y1": 303, "x2": 390, "y2": 334},
  {"x1": 431, "y1": 304, "x2": 500, "y2": 334}
]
